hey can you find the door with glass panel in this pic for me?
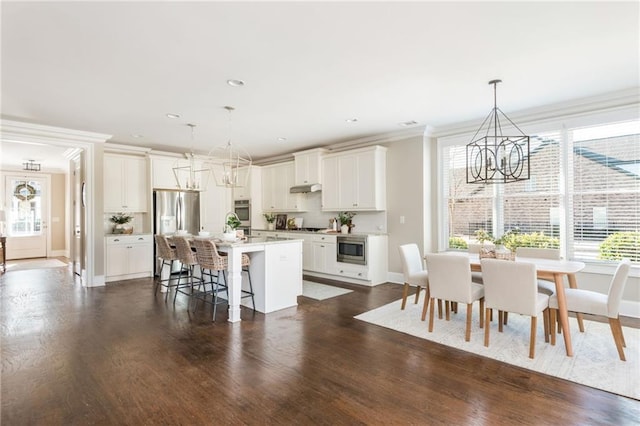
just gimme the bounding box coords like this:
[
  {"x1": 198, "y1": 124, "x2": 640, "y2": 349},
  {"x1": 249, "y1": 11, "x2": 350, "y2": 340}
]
[{"x1": 5, "y1": 176, "x2": 48, "y2": 259}]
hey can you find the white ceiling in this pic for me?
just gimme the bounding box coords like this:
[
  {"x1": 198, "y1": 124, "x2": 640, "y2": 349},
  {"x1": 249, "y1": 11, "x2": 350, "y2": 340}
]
[{"x1": 1, "y1": 1, "x2": 638, "y2": 172}]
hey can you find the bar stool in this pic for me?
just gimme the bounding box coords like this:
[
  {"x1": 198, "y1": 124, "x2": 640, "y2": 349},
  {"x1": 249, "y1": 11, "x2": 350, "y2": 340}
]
[
  {"x1": 170, "y1": 236, "x2": 203, "y2": 307},
  {"x1": 154, "y1": 234, "x2": 180, "y2": 301},
  {"x1": 193, "y1": 239, "x2": 256, "y2": 320}
]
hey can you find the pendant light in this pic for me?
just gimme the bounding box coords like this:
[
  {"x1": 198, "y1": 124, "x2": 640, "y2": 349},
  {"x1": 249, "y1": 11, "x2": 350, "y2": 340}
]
[
  {"x1": 209, "y1": 106, "x2": 252, "y2": 188},
  {"x1": 466, "y1": 80, "x2": 530, "y2": 184},
  {"x1": 172, "y1": 123, "x2": 211, "y2": 190}
]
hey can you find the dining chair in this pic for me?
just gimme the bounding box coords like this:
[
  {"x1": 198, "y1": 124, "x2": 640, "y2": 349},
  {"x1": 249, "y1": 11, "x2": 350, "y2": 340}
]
[
  {"x1": 549, "y1": 259, "x2": 631, "y2": 361},
  {"x1": 424, "y1": 253, "x2": 484, "y2": 341},
  {"x1": 515, "y1": 247, "x2": 561, "y2": 294},
  {"x1": 398, "y1": 244, "x2": 430, "y2": 319},
  {"x1": 480, "y1": 259, "x2": 550, "y2": 359},
  {"x1": 514, "y1": 246, "x2": 583, "y2": 332},
  {"x1": 154, "y1": 234, "x2": 181, "y2": 301}
]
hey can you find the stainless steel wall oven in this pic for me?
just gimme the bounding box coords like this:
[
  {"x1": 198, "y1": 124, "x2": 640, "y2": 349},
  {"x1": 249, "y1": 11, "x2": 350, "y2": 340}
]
[{"x1": 234, "y1": 199, "x2": 251, "y2": 227}]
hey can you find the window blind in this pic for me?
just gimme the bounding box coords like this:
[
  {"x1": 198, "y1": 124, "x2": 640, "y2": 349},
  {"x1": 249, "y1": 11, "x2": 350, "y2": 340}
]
[{"x1": 569, "y1": 120, "x2": 640, "y2": 261}]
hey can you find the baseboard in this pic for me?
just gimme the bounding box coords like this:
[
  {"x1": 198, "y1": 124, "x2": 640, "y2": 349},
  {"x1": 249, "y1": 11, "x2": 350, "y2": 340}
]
[{"x1": 386, "y1": 271, "x2": 403, "y2": 285}]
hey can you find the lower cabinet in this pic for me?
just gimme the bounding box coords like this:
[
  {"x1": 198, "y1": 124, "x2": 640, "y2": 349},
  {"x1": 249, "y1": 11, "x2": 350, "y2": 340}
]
[
  {"x1": 105, "y1": 234, "x2": 153, "y2": 282},
  {"x1": 252, "y1": 230, "x2": 387, "y2": 285}
]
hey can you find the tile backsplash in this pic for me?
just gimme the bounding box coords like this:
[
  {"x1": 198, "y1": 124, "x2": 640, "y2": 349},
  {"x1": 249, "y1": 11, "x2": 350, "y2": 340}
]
[{"x1": 280, "y1": 192, "x2": 387, "y2": 233}]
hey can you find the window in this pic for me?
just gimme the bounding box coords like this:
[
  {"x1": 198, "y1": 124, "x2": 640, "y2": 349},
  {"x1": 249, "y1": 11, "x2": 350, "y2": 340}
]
[{"x1": 439, "y1": 117, "x2": 639, "y2": 263}]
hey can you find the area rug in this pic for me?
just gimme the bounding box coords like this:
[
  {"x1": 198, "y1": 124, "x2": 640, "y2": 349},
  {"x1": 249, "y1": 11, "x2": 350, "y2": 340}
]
[
  {"x1": 355, "y1": 294, "x2": 640, "y2": 400},
  {"x1": 5, "y1": 259, "x2": 68, "y2": 272},
  {"x1": 302, "y1": 281, "x2": 353, "y2": 301}
]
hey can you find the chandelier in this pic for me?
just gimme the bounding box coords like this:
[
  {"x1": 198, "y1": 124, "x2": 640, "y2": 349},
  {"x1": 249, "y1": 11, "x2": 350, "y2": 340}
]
[
  {"x1": 466, "y1": 79, "x2": 530, "y2": 184},
  {"x1": 172, "y1": 124, "x2": 211, "y2": 190},
  {"x1": 208, "y1": 106, "x2": 252, "y2": 188},
  {"x1": 23, "y1": 160, "x2": 41, "y2": 172}
]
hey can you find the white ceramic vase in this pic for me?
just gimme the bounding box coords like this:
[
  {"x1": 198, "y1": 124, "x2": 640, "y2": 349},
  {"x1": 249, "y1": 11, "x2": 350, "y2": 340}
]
[{"x1": 341, "y1": 224, "x2": 349, "y2": 234}]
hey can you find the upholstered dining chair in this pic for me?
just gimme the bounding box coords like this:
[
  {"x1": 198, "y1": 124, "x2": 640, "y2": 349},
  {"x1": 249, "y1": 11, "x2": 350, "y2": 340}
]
[
  {"x1": 549, "y1": 259, "x2": 631, "y2": 361},
  {"x1": 515, "y1": 247, "x2": 561, "y2": 295},
  {"x1": 481, "y1": 259, "x2": 550, "y2": 359},
  {"x1": 398, "y1": 244, "x2": 430, "y2": 319},
  {"x1": 424, "y1": 253, "x2": 484, "y2": 342}
]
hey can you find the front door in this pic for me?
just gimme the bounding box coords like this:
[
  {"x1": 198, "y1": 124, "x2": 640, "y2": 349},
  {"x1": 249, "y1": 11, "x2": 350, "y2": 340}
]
[{"x1": 5, "y1": 175, "x2": 48, "y2": 259}]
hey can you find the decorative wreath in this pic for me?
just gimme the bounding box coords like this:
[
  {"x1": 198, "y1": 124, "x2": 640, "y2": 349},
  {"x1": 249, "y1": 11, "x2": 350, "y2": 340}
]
[{"x1": 14, "y1": 183, "x2": 36, "y2": 201}]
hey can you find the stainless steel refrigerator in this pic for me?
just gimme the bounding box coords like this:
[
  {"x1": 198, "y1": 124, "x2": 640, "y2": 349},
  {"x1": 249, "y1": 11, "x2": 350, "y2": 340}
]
[{"x1": 153, "y1": 190, "x2": 200, "y2": 274}]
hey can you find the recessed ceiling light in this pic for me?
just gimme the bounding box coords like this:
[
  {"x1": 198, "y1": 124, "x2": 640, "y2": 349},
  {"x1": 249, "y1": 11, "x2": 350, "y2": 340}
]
[
  {"x1": 227, "y1": 79, "x2": 245, "y2": 87},
  {"x1": 166, "y1": 113, "x2": 181, "y2": 119},
  {"x1": 399, "y1": 120, "x2": 418, "y2": 127},
  {"x1": 345, "y1": 118, "x2": 358, "y2": 123},
  {"x1": 277, "y1": 137, "x2": 287, "y2": 142},
  {"x1": 131, "y1": 134, "x2": 143, "y2": 138}
]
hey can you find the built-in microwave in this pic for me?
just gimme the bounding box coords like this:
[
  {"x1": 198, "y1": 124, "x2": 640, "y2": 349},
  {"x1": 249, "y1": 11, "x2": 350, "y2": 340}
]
[
  {"x1": 234, "y1": 199, "x2": 251, "y2": 226},
  {"x1": 337, "y1": 235, "x2": 367, "y2": 265}
]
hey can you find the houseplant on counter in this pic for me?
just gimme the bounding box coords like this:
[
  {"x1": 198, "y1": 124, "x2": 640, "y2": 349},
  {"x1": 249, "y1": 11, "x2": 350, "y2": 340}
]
[
  {"x1": 110, "y1": 212, "x2": 134, "y2": 234},
  {"x1": 263, "y1": 212, "x2": 276, "y2": 231},
  {"x1": 223, "y1": 212, "x2": 242, "y2": 241},
  {"x1": 338, "y1": 211, "x2": 356, "y2": 234}
]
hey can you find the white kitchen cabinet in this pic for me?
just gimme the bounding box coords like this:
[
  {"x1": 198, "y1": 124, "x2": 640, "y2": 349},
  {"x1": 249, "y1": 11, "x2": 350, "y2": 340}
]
[
  {"x1": 321, "y1": 146, "x2": 386, "y2": 211},
  {"x1": 104, "y1": 154, "x2": 148, "y2": 212},
  {"x1": 105, "y1": 234, "x2": 153, "y2": 282},
  {"x1": 261, "y1": 162, "x2": 304, "y2": 212},
  {"x1": 150, "y1": 156, "x2": 181, "y2": 190},
  {"x1": 311, "y1": 234, "x2": 337, "y2": 274},
  {"x1": 231, "y1": 166, "x2": 252, "y2": 200},
  {"x1": 200, "y1": 183, "x2": 232, "y2": 234},
  {"x1": 293, "y1": 148, "x2": 327, "y2": 185}
]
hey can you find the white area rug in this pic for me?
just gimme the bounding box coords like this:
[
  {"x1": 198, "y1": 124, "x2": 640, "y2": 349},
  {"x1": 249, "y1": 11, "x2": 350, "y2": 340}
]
[
  {"x1": 355, "y1": 294, "x2": 640, "y2": 400},
  {"x1": 302, "y1": 281, "x2": 353, "y2": 301},
  {"x1": 6, "y1": 259, "x2": 68, "y2": 272}
]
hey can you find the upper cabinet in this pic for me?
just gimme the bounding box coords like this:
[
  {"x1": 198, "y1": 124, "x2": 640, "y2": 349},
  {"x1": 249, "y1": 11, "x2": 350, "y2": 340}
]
[
  {"x1": 151, "y1": 156, "x2": 181, "y2": 190},
  {"x1": 262, "y1": 161, "x2": 304, "y2": 212},
  {"x1": 231, "y1": 166, "x2": 252, "y2": 200},
  {"x1": 104, "y1": 153, "x2": 149, "y2": 212},
  {"x1": 293, "y1": 148, "x2": 327, "y2": 185},
  {"x1": 321, "y1": 146, "x2": 387, "y2": 211}
]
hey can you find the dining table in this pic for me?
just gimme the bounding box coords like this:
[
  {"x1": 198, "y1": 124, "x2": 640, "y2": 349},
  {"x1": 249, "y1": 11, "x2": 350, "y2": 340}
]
[{"x1": 467, "y1": 253, "x2": 585, "y2": 357}]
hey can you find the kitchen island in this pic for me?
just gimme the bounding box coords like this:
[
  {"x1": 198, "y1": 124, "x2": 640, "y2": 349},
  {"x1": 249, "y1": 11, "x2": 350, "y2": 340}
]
[
  {"x1": 204, "y1": 236, "x2": 303, "y2": 322},
  {"x1": 160, "y1": 235, "x2": 303, "y2": 322}
]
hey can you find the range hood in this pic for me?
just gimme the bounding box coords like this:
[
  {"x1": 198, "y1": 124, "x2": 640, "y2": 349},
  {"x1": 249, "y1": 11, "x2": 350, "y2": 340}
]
[{"x1": 289, "y1": 183, "x2": 322, "y2": 193}]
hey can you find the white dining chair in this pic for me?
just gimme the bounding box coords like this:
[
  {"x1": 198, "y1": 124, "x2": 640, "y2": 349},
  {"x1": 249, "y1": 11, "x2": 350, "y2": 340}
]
[
  {"x1": 515, "y1": 246, "x2": 585, "y2": 333},
  {"x1": 515, "y1": 247, "x2": 561, "y2": 295},
  {"x1": 481, "y1": 259, "x2": 550, "y2": 359},
  {"x1": 398, "y1": 244, "x2": 430, "y2": 320},
  {"x1": 424, "y1": 253, "x2": 484, "y2": 342},
  {"x1": 549, "y1": 259, "x2": 631, "y2": 361}
]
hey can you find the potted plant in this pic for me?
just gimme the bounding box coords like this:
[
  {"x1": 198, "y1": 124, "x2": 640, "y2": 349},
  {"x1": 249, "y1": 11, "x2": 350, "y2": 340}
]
[
  {"x1": 110, "y1": 212, "x2": 134, "y2": 234},
  {"x1": 492, "y1": 228, "x2": 520, "y2": 260},
  {"x1": 263, "y1": 212, "x2": 276, "y2": 230},
  {"x1": 338, "y1": 211, "x2": 356, "y2": 234},
  {"x1": 223, "y1": 213, "x2": 242, "y2": 240},
  {"x1": 474, "y1": 229, "x2": 495, "y2": 258}
]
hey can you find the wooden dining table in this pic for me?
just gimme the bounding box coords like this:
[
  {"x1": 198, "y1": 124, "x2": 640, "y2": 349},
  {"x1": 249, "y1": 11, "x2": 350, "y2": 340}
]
[{"x1": 467, "y1": 253, "x2": 585, "y2": 357}]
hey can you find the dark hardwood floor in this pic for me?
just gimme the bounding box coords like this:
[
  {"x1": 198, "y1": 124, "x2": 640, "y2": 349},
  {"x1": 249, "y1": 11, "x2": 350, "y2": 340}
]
[{"x1": 1, "y1": 265, "x2": 639, "y2": 425}]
